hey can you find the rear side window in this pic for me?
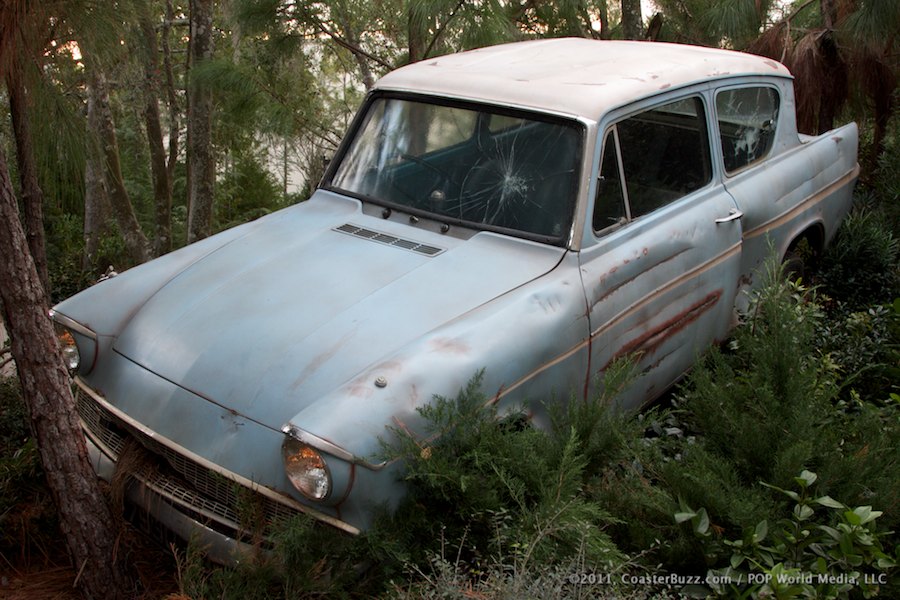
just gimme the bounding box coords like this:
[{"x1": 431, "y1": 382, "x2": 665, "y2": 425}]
[
  {"x1": 716, "y1": 87, "x2": 779, "y2": 173},
  {"x1": 594, "y1": 96, "x2": 711, "y2": 232}
]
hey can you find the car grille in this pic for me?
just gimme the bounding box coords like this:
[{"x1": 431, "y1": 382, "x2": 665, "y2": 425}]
[{"x1": 75, "y1": 386, "x2": 301, "y2": 539}]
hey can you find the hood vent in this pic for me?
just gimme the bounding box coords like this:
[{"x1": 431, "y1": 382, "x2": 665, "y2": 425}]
[{"x1": 334, "y1": 223, "x2": 445, "y2": 256}]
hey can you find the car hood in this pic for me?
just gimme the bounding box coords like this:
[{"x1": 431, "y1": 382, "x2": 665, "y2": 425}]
[{"x1": 114, "y1": 192, "x2": 565, "y2": 431}]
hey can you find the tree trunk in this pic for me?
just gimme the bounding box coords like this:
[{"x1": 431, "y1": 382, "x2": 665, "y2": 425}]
[
  {"x1": 162, "y1": 0, "x2": 181, "y2": 187},
  {"x1": 6, "y1": 65, "x2": 50, "y2": 301},
  {"x1": 407, "y1": 8, "x2": 427, "y2": 64},
  {"x1": 0, "y1": 147, "x2": 132, "y2": 600},
  {"x1": 187, "y1": 0, "x2": 215, "y2": 244},
  {"x1": 814, "y1": 0, "x2": 845, "y2": 134},
  {"x1": 335, "y1": 1, "x2": 375, "y2": 89},
  {"x1": 86, "y1": 66, "x2": 152, "y2": 265},
  {"x1": 597, "y1": 2, "x2": 611, "y2": 40},
  {"x1": 137, "y1": 1, "x2": 172, "y2": 256},
  {"x1": 84, "y1": 88, "x2": 112, "y2": 271},
  {"x1": 621, "y1": 0, "x2": 643, "y2": 40}
]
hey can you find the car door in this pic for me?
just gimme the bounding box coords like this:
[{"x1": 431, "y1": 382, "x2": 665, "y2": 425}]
[
  {"x1": 713, "y1": 83, "x2": 858, "y2": 302},
  {"x1": 579, "y1": 94, "x2": 743, "y2": 410}
]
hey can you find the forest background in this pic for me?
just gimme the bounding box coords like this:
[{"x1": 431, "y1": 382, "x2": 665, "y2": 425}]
[{"x1": 0, "y1": 0, "x2": 898, "y2": 599}]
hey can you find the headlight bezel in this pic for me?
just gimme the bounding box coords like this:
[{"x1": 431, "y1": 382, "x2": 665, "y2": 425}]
[
  {"x1": 49, "y1": 310, "x2": 97, "y2": 374},
  {"x1": 281, "y1": 437, "x2": 333, "y2": 502}
]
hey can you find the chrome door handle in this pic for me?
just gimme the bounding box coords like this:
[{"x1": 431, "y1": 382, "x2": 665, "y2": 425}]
[{"x1": 715, "y1": 209, "x2": 743, "y2": 224}]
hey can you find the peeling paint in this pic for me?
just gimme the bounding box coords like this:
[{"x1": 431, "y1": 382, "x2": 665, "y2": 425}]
[{"x1": 429, "y1": 337, "x2": 470, "y2": 355}]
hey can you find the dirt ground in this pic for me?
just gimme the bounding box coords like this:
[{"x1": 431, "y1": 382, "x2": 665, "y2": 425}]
[{"x1": 0, "y1": 525, "x2": 182, "y2": 600}]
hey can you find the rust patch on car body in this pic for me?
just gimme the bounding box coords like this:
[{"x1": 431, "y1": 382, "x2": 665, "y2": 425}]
[
  {"x1": 604, "y1": 290, "x2": 722, "y2": 369},
  {"x1": 430, "y1": 337, "x2": 471, "y2": 355}
]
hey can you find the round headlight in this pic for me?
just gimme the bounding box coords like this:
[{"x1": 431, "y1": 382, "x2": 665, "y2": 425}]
[
  {"x1": 282, "y1": 438, "x2": 331, "y2": 501},
  {"x1": 57, "y1": 329, "x2": 81, "y2": 371}
]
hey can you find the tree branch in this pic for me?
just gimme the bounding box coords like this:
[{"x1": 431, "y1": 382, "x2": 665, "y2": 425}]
[
  {"x1": 782, "y1": 0, "x2": 818, "y2": 26},
  {"x1": 422, "y1": 0, "x2": 468, "y2": 60},
  {"x1": 312, "y1": 17, "x2": 392, "y2": 71}
]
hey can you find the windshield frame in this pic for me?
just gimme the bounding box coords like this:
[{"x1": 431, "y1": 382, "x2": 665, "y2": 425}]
[{"x1": 322, "y1": 91, "x2": 585, "y2": 247}]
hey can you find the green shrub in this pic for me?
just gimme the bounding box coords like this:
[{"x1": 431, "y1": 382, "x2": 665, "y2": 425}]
[
  {"x1": 375, "y1": 372, "x2": 632, "y2": 592},
  {"x1": 45, "y1": 213, "x2": 92, "y2": 302},
  {"x1": 817, "y1": 206, "x2": 900, "y2": 310},
  {"x1": 593, "y1": 257, "x2": 900, "y2": 581},
  {"x1": 703, "y1": 470, "x2": 897, "y2": 599},
  {"x1": 0, "y1": 377, "x2": 57, "y2": 561},
  {"x1": 817, "y1": 300, "x2": 900, "y2": 404}
]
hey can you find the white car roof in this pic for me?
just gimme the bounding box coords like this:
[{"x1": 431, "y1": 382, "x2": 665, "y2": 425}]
[{"x1": 375, "y1": 38, "x2": 792, "y2": 119}]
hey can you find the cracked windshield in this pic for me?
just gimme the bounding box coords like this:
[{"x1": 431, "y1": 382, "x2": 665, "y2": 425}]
[{"x1": 330, "y1": 97, "x2": 581, "y2": 243}]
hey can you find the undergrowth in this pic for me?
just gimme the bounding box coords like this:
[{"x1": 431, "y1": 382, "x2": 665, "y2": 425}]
[
  {"x1": 591, "y1": 258, "x2": 899, "y2": 596},
  {"x1": 0, "y1": 377, "x2": 57, "y2": 569}
]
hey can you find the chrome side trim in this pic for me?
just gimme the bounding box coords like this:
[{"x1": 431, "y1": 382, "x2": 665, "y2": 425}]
[
  {"x1": 281, "y1": 424, "x2": 388, "y2": 471},
  {"x1": 743, "y1": 166, "x2": 859, "y2": 240},
  {"x1": 589, "y1": 241, "x2": 741, "y2": 339},
  {"x1": 75, "y1": 378, "x2": 360, "y2": 535},
  {"x1": 49, "y1": 309, "x2": 97, "y2": 340}
]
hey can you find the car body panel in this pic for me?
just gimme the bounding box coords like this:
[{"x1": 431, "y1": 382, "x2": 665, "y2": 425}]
[
  {"x1": 375, "y1": 38, "x2": 790, "y2": 119},
  {"x1": 579, "y1": 184, "x2": 742, "y2": 410},
  {"x1": 112, "y1": 191, "x2": 565, "y2": 431},
  {"x1": 727, "y1": 122, "x2": 859, "y2": 293}
]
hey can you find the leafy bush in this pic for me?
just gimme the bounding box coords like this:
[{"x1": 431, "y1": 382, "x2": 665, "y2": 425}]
[
  {"x1": 703, "y1": 470, "x2": 897, "y2": 599},
  {"x1": 817, "y1": 300, "x2": 900, "y2": 402},
  {"x1": 216, "y1": 146, "x2": 283, "y2": 231},
  {"x1": 817, "y1": 206, "x2": 900, "y2": 310},
  {"x1": 378, "y1": 373, "x2": 626, "y2": 579},
  {"x1": 0, "y1": 377, "x2": 57, "y2": 562},
  {"x1": 593, "y1": 258, "x2": 900, "y2": 588},
  {"x1": 45, "y1": 213, "x2": 91, "y2": 302}
]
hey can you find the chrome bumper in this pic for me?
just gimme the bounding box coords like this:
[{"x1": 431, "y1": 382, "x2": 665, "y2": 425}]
[{"x1": 85, "y1": 435, "x2": 261, "y2": 565}]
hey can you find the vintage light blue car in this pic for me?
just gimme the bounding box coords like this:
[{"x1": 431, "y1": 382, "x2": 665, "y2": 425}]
[{"x1": 52, "y1": 38, "x2": 858, "y2": 564}]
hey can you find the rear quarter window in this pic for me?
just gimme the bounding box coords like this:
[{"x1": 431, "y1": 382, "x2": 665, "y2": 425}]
[{"x1": 716, "y1": 87, "x2": 779, "y2": 174}]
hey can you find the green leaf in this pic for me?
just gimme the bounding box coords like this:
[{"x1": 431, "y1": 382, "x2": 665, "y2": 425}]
[
  {"x1": 675, "y1": 511, "x2": 696, "y2": 524},
  {"x1": 854, "y1": 506, "x2": 881, "y2": 525},
  {"x1": 794, "y1": 504, "x2": 814, "y2": 521},
  {"x1": 795, "y1": 470, "x2": 817, "y2": 488},
  {"x1": 753, "y1": 520, "x2": 768, "y2": 543},
  {"x1": 696, "y1": 508, "x2": 710, "y2": 535},
  {"x1": 814, "y1": 495, "x2": 845, "y2": 509},
  {"x1": 815, "y1": 557, "x2": 827, "y2": 574}
]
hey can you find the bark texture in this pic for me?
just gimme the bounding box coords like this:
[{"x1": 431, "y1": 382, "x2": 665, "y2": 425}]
[
  {"x1": 187, "y1": 0, "x2": 215, "y2": 244},
  {"x1": 6, "y1": 65, "x2": 50, "y2": 300},
  {"x1": 137, "y1": 2, "x2": 172, "y2": 256},
  {"x1": 621, "y1": 0, "x2": 643, "y2": 40},
  {"x1": 87, "y1": 66, "x2": 152, "y2": 265},
  {"x1": 0, "y1": 147, "x2": 132, "y2": 600},
  {"x1": 162, "y1": 0, "x2": 181, "y2": 187}
]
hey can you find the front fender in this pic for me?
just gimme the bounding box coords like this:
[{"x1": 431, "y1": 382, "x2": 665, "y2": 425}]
[{"x1": 281, "y1": 252, "x2": 590, "y2": 520}]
